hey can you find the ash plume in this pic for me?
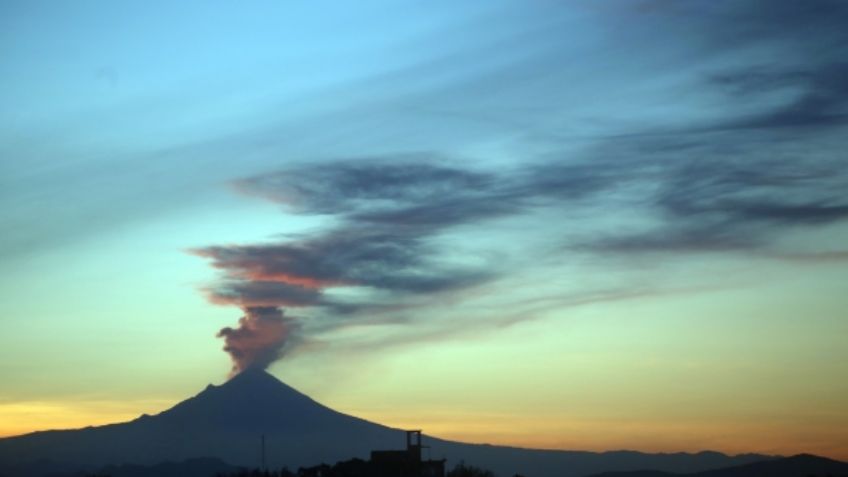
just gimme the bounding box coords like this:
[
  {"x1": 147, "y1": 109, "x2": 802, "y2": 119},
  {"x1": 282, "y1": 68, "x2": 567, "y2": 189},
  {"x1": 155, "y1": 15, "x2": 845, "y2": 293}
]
[
  {"x1": 217, "y1": 306, "x2": 297, "y2": 376},
  {"x1": 191, "y1": 161, "x2": 512, "y2": 376}
]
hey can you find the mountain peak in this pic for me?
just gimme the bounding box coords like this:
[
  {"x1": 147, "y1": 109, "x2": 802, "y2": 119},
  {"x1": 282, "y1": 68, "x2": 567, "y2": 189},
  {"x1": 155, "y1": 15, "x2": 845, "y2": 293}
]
[
  {"x1": 150, "y1": 367, "x2": 348, "y2": 432},
  {"x1": 224, "y1": 367, "x2": 282, "y2": 387},
  {"x1": 214, "y1": 368, "x2": 315, "y2": 402},
  {"x1": 192, "y1": 368, "x2": 288, "y2": 399}
]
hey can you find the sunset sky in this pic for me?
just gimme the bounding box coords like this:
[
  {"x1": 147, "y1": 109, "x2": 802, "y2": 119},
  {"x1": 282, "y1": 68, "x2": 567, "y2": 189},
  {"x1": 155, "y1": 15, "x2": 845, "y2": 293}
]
[{"x1": 1, "y1": 0, "x2": 847, "y2": 460}]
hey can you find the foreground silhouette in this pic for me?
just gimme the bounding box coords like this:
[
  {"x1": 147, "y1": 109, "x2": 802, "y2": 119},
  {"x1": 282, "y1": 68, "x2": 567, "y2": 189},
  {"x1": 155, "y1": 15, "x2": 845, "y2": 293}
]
[
  {"x1": 69, "y1": 455, "x2": 846, "y2": 477},
  {"x1": 215, "y1": 462, "x2": 495, "y2": 477},
  {"x1": 588, "y1": 454, "x2": 848, "y2": 477}
]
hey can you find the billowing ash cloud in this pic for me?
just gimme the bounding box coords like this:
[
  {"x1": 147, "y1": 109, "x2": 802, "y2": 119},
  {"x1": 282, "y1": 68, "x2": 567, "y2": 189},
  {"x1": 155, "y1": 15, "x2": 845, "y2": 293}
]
[
  {"x1": 192, "y1": 1, "x2": 848, "y2": 374},
  {"x1": 194, "y1": 160, "x2": 528, "y2": 374},
  {"x1": 217, "y1": 306, "x2": 298, "y2": 376},
  {"x1": 197, "y1": 145, "x2": 848, "y2": 373}
]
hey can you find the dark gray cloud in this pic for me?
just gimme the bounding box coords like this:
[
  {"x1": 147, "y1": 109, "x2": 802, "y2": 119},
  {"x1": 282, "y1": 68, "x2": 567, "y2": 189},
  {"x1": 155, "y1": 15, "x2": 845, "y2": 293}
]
[
  {"x1": 582, "y1": 131, "x2": 848, "y2": 254},
  {"x1": 723, "y1": 0, "x2": 848, "y2": 45},
  {"x1": 196, "y1": 155, "x2": 635, "y2": 369},
  {"x1": 233, "y1": 159, "x2": 497, "y2": 216},
  {"x1": 711, "y1": 63, "x2": 848, "y2": 131},
  {"x1": 195, "y1": 226, "x2": 495, "y2": 297},
  {"x1": 578, "y1": 0, "x2": 848, "y2": 254},
  {"x1": 193, "y1": 0, "x2": 848, "y2": 371},
  {"x1": 202, "y1": 128, "x2": 848, "y2": 357},
  {"x1": 589, "y1": 227, "x2": 755, "y2": 254},
  {"x1": 641, "y1": 0, "x2": 848, "y2": 50},
  {"x1": 235, "y1": 157, "x2": 626, "y2": 228},
  {"x1": 352, "y1": 195, "x2": 519, "y2": 228},
  {"x1": 201, "y1": 279, "x2": 322, "y2": 308},
  {"x1": 697, "y1": 1, "x2": 848, "y2": 132},
  {"x1": 658, "y1": 159, "x2": 848, "y2": 224}
]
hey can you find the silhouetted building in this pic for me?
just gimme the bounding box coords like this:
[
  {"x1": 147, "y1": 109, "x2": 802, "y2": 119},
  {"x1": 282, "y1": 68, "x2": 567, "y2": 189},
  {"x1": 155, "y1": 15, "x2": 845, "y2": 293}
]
[{"x1": 370, "y1": 430, "x2": 445, "y2": 477}]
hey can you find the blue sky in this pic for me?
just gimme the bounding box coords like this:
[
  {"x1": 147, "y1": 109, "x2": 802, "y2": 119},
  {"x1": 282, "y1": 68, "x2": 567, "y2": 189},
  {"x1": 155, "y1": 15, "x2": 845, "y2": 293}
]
[{"x1": 1, "y1": 0, "x2": 847, "y2": 458}]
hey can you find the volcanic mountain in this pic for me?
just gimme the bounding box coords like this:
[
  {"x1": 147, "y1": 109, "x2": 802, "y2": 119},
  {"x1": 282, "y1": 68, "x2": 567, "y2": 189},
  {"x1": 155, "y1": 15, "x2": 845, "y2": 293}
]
[{"x1": 0, "y1": 370, "x2": 778, "y2": 477}]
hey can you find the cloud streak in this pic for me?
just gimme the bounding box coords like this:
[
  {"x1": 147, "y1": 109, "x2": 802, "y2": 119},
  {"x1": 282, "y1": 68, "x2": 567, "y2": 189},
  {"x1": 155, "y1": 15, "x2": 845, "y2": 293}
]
[{"x1": 190, "y1": 0, "x2": 848, "y2": 373}]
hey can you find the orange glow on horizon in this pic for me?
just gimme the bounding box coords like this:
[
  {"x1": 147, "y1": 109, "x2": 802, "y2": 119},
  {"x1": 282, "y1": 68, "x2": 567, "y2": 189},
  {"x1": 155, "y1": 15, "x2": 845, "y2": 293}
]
[
  {"x1": 6, "y1": 400, "x2": 848, "y2": 461},
  {"x1": 340, "y1": 408, "x2": 848, "y2": 462},
  {"x1": 2, "y1": 399, "x2": 846, "y2": 462},
  {"x1": 0, "y1": 400, "x2": 172, "y2": 439}
]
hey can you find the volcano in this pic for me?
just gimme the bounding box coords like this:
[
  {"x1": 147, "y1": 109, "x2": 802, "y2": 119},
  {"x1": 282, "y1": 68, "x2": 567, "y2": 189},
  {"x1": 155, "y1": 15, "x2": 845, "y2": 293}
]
[{"x1": 0, "y1": 370, "x2": 775, "y2": 477}]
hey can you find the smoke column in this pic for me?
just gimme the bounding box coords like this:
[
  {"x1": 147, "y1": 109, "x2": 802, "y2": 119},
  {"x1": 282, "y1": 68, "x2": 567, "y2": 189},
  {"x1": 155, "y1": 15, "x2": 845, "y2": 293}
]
[{"x1": 217, "y1": 306, "x2": 295, "y2": 376}]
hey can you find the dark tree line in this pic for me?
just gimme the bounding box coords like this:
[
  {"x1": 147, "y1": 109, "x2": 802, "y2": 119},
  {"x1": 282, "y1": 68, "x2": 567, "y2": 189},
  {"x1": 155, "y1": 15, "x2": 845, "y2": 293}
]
[{"x1": 215, "y1": 461, "x2": 499, "y2": 477}]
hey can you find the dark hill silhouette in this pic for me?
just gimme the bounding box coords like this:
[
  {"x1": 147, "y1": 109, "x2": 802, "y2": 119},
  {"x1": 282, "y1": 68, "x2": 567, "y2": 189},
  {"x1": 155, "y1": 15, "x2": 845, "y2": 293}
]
[
  {"x1": 0, "y1": 370, "x2": 776, "y2": 477},
  {"x1": 54, "y1": 457, "x2": 240, "y2": 477},
  {"x1": 152, "y1": 369, "x2": 376, "y2": 432},
  {"x1": 589, "y1": 454, "x2": 848, "y2": 477}
]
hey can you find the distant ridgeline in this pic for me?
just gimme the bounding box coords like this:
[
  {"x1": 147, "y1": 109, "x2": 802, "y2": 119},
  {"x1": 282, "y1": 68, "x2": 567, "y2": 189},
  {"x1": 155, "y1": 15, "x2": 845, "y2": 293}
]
[
  {"x1": 212, "y1": 453, "x2": 848, "y2": 477},
  {"x1": 209, "y1": 448, "x2": 848, "y2": 477},
  {"x1": 30, "y1": 445, "x2": 848, "y2": 477},
  {"x1": 216, "y1": 460, "x2": 494, "y2": 477}
]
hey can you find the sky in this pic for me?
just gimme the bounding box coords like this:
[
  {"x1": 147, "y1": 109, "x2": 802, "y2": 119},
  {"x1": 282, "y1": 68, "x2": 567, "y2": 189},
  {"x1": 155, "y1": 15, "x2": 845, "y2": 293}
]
[{"x1": 1, "y1": 0, "x2": 847, "y2": 460}]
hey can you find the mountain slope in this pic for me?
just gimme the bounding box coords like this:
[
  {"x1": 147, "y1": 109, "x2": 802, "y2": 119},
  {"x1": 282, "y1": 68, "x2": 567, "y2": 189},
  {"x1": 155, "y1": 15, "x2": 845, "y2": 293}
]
[
  {"x1": 0, "y1": 370, "x2": 775, "y2": 477},
  {"x1": 0, "y1": 370, "x2": 400, "y2": 474}
]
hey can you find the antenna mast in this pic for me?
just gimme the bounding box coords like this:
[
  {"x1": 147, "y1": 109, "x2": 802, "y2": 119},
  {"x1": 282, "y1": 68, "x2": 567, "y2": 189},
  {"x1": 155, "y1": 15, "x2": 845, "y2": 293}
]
[{"x1": 261, "y1": 434, "x2": 266, "y2": 470}]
